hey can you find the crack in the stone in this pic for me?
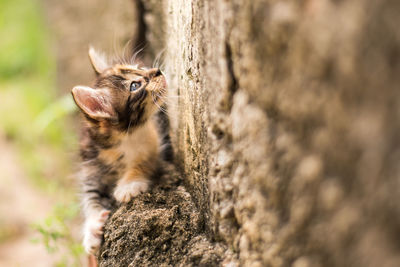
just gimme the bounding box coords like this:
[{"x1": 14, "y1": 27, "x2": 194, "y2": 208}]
[{"x1": 225, "y1": 41, "x2": 238, "y2": 96}]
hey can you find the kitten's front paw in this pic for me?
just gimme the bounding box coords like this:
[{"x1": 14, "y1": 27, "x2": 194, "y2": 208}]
[
  {"x1": 114, "y1": 180, "x2": 149, "y2": 203},
  {"x1": 83, "y1": 210, "x2": 110, "y2": 255}
]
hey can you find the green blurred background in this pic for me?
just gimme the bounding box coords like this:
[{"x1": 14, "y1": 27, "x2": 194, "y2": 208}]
[{"x1": 0, "y1": 0, "x2": 134, "y2": 265}]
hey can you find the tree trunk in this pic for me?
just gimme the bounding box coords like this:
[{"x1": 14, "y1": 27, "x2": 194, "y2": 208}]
[{"x1": 99, "y1": 0, "x2": 400, "y2": 266}]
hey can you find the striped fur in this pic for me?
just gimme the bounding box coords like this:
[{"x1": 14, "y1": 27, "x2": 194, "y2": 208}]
[{"x1": 72, "y1": 48, "x2": 168, "y2": 255}]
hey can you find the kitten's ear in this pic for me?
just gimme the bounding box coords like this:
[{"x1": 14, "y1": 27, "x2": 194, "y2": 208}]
[
  {"x1": 88, "y1": 46, "x2": 109, "y2": 74},
  {"x1": 71, "y1": 86, "x2": 117, "y2": 121}
]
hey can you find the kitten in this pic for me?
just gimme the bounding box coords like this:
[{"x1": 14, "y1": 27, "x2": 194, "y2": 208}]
[{"x1": 71, "y1": 47, "x2": 167, "y2": 255}]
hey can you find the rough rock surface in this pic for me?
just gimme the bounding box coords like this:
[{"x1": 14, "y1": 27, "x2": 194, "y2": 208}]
[
  {"x1": 98, "y1": 164, "x2": 225, "y2": 267},
  {"x1": 100, "y1": 0, "x2": 400, "y2": 266}
]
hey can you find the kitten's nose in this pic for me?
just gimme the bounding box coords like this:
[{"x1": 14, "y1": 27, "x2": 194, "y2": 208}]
[{"x1": 148, "y1": 68, "x2": 162, "y2": 77}]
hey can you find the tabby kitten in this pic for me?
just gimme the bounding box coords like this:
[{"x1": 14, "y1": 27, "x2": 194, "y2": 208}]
[{"x1": 71, "y1": 47, "x2": 167, "y2": 254}]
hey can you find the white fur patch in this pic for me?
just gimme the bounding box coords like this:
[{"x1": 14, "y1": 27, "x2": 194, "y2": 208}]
[
  {"x1": 113, "y1": 180, "x2": 149, "y2": 203},
  {"x1": 83, "y1": 209, "x2": 110, "y2": 255}
]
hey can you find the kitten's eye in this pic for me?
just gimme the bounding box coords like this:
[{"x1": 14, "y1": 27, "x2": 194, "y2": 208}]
[{"x1": 130, "y1": 81, "x2": 141, "y2": 92}]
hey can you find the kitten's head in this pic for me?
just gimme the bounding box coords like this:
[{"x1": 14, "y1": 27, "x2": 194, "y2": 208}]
[{"x1": 71, "y1": 47, "x2": 166, "y2": 131}]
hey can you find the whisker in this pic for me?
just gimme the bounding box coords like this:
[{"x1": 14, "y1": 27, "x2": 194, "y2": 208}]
[
  {"x1": 151, "y1": 92, "x2": 170, "y2": 116},
  {"x1": 163, "y1": 95, "x2": 181, "y2": 99},
  {"x1": 153, "y1": 48, "x2": 166, "y2": 69},
  {"x1": 154, "y1": 92, "x2": 181, "y2": 105},
  {"x1": 112, "y1": 32, "x2": 125, "y2": 65},
  {"x1": 158, "y1": 62, "x2": 166, "y2": 72},
  {"x1": 155, "y1": 93, "x2": 182, "y2": 102},
  {"x1": 130, "y1": 45, "x2": 146, "y2": 66},
  {"x1": 122, "y1": 39, "x2": 133, "y2": 65},
  {"x1": 157, "y1": 56, "x2": 167, "y2": 71},
  {"x1": 158, "y1": 100, "x2": 176, "y2": 113}
]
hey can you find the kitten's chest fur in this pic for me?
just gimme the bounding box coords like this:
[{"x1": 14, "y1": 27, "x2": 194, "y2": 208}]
[{"x1": 98, "y1": 120, "x2": 160, "y2": 181}]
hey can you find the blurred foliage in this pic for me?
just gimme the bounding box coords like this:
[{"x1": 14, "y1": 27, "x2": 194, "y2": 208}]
[
  {"x1": 0, "y1": 0, "x2": 76, "y2": 190},
  {"x1": 0, "y1": 0, "x2": 83, "y2": 264},
  {"x1": 32, "y1": 202, "x2": 84, "y2": 267}
]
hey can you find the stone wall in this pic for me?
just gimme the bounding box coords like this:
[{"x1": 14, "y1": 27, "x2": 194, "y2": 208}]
[{"x1": 100, "y1": 0, "x2": 400, "y2": 266}]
